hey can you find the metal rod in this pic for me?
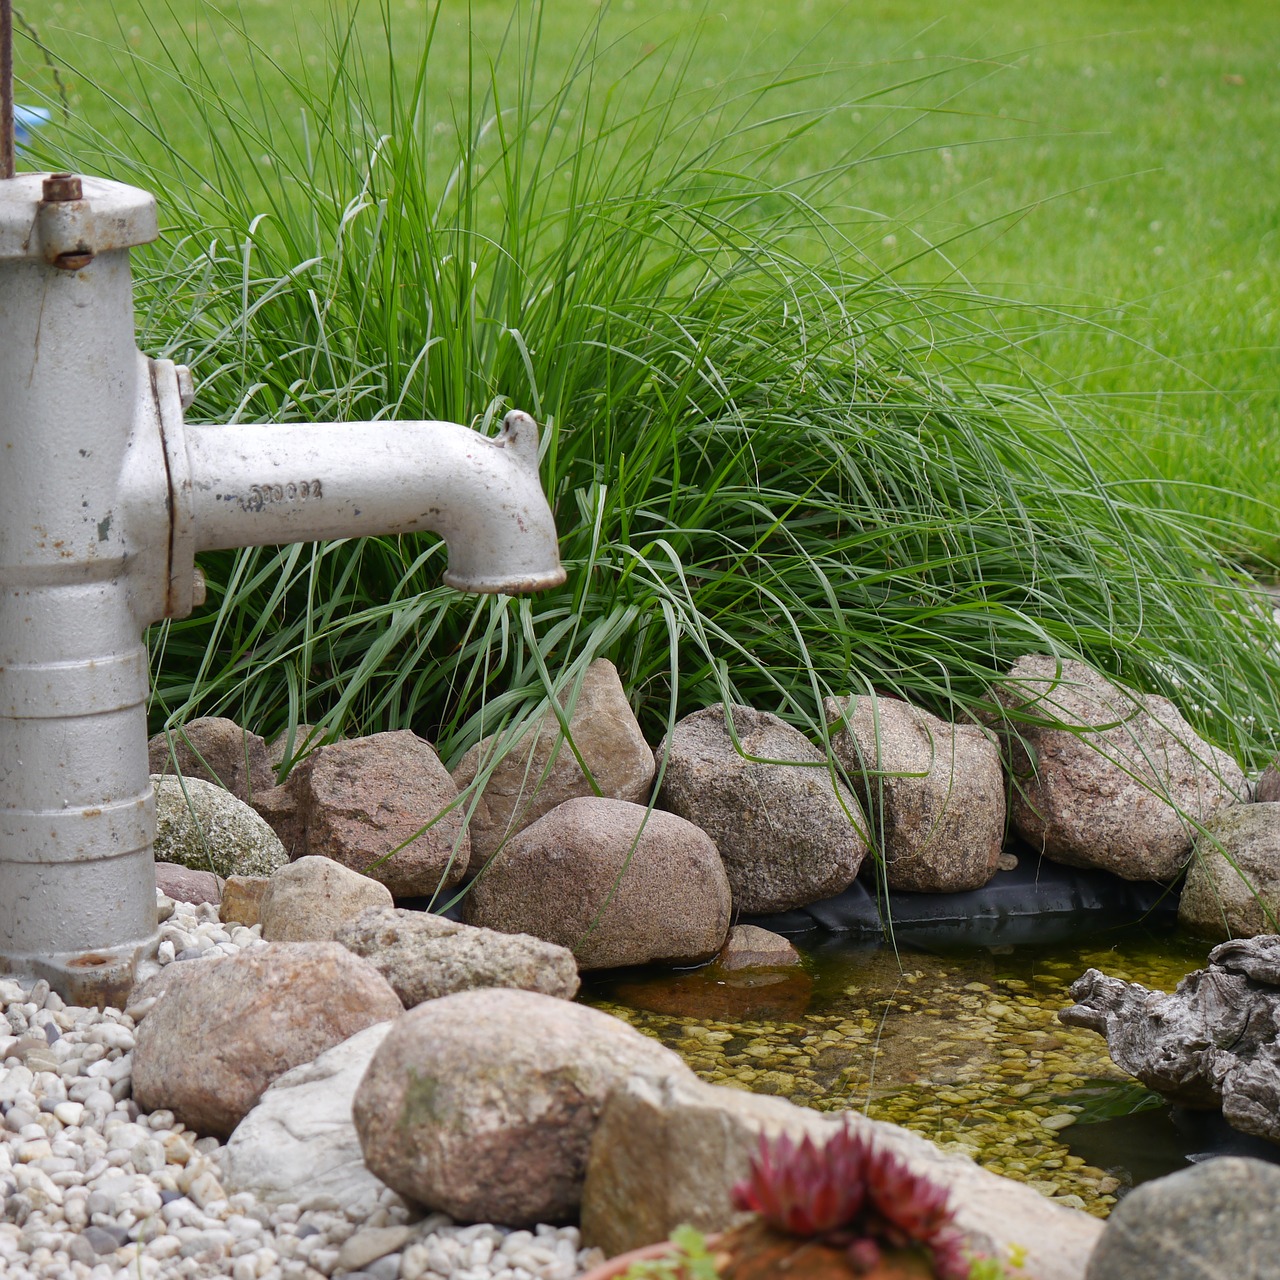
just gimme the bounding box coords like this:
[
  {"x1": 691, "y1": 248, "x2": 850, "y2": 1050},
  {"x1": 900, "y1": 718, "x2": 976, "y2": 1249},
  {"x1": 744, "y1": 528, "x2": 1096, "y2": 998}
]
[{"x1": 1, "y1": 0, "x2": 14, "y2": 180}]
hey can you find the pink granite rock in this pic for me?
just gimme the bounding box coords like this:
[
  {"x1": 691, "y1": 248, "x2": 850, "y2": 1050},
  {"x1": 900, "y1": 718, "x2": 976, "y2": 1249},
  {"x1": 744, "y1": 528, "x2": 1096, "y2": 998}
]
[{"x1": 131, "y1": 942, "x2": 403, "y2": 1138}]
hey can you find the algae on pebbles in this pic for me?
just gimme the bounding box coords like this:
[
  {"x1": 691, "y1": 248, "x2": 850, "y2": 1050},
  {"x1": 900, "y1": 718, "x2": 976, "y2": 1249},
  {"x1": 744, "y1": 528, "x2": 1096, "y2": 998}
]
[{"x1": 590, "y1": 941, "x2": 1203, "y2": 1218}]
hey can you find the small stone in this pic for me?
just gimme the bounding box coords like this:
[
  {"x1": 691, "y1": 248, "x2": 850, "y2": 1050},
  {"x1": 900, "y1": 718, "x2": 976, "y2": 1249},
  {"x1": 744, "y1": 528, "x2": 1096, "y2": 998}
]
[
  {"x1": 366, "y1": 1254, "x2": 403, "y2": 1280},
  {"x1": 336, "y1": 1225, "x2": 417, "y2": 1272},
  {"x1": 715, "y1": 926, "x2": 802, "y2": 971},
  {"x1": 53, "y1": 1101, "x2": 84, "y2": 1127},
  {"x1": 1041, "y1": 1114, "x2": 1077, "y2": 1131},
  {"x1": 220, "y1": 877, "x2": 272, "y2": 928},
  {"x1": 82, "y1": 1223, "x2": 128, "y2": 1254},
  {"x1": 258, "y1": 857, "x2": 393, "y2": 944}
]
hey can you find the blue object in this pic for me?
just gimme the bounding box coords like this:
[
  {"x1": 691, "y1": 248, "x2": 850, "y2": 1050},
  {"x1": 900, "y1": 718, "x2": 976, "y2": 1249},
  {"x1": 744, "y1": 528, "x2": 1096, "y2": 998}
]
[{"x1": 14, "y1": 105, "x2": 50, "y2": 145}]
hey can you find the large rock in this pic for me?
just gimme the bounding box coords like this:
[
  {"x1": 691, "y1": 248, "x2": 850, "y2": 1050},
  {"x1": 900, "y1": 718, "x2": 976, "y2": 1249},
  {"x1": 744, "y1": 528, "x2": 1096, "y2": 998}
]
[
  {"x1": 258, "y1": 855, "x2": 394, "y2": 943},
  {"x1": 352, "y1": 988, "x2": 697, "y2": 1226},
  {"x1": 655, "y1": 704, "x2": 867, "y2": 913},
  {"x1": 465, "y1": 797, "x2": 730, "y2": 969},
  {"x1": 994, "y1": 656, "x2": 1246, "y2": 881},
  {"x1": 251, "y1": 781, "x2": 306, "y2": 861},
  {"x1": 149, "y1": 717, "x2": 275, "y2": 802},
  {"x1": 266, "y1": 723, "x2": 326, "y2": 772},
  {"x1": 825, "y1": 694, "x2": 1004, "y2": 892},
  {"x1": 581, "y1": 1070, "x2": 1101, "y2": 1280},
  {"x1": 1085, "y1": 1157, "x2": 1280, "y2": 1280},
  {"x1": 152, "y1": 774, "x2": 288, "y2": 879},
  {"x1": 132, "y1": 943, "x2": 403, "y2": 1138},
  {"x1": 1257, "y1": 761, "x2": 1280, "y2": 804},
  {"x1": 335, "y1": 905, "x2": 579, "y2": 1006},
  {"x1": 1179, "y1": 803, "x2": 1280, "y2": 939},
  {"x1": 452, "y1": 659, "x2": 655, "y2": 876},
  {"x1": 1060, "y1": 935, "x2": 1280, "y2": 1141},
  {"x1": 300, "y1": 731, "x2": 469, "y2": 898},
  {"x1": 221, "y1": 1022, "x2": 395, "y2": 1211}
]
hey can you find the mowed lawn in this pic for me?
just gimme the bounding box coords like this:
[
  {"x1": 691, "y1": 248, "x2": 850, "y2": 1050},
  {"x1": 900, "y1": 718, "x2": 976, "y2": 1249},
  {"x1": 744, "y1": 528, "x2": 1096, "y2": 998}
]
[{"x1": 20, "y1": 0, "x2": 1280, "y2": 561}]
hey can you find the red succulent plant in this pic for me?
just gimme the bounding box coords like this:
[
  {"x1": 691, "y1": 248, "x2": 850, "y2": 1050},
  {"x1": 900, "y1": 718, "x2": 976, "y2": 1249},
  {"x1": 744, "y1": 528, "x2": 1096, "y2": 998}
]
[{"x1": 730, "y1": 1122, "x2": 973, "y2": 1279}]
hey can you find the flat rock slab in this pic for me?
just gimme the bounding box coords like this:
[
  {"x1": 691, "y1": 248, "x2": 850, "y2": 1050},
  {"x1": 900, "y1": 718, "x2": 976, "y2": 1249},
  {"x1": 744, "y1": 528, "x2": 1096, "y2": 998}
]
[
  {"x1": 335, "y1": 904, "x2": 580, "y2": 1005},
  {"x1": 221, "y1": 1021, "x2": 395, "y2": 1211}
]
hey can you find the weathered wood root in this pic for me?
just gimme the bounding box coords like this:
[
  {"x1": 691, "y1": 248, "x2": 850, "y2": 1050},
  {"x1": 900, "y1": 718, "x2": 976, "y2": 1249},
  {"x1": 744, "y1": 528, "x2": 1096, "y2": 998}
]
[{"x1": 1059, "y1": 935, "x2": 1280, "y2": 1142}]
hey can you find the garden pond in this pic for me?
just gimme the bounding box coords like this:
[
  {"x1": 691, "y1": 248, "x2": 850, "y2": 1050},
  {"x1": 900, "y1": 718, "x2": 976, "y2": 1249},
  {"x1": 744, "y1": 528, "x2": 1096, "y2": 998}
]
[{"x1": 584, "y1": 924, "x2": 1280, "y2": 1219}]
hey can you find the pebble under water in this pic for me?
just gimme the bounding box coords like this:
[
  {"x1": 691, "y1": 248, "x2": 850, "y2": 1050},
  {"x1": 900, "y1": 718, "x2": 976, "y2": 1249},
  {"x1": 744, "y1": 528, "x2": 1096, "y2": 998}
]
[{"x1": 585, "y1": 926, "x2": 1222, "y2": 1219}]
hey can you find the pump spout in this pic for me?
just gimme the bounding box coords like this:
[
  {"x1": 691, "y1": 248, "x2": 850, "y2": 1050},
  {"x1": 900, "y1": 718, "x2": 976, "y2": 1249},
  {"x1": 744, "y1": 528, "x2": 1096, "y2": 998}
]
[
  {"x1": 178, "y1": 410, "x2": 566, "y2": 595},
  {"x1": 0, "y1": 164, "x2": 568, "y2": 1007}
]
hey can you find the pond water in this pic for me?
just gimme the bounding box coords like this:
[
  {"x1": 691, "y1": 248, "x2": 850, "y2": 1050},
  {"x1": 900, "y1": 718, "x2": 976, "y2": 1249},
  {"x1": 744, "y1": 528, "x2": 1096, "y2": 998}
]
[{"x1": 584, "y1": 925, "x2": 1278, "y2": 1219}]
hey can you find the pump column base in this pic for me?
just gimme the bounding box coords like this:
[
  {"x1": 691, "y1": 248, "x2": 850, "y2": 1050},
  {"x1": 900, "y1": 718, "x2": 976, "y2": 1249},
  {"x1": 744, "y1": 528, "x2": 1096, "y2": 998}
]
[{"x1": 0, "y1": 937, "x2": 153, "y2": 1009}]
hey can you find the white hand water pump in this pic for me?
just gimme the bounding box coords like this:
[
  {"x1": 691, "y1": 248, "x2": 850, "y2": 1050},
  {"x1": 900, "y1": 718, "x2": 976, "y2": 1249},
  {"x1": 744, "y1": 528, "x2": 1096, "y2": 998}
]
[{"x1": 0, "y1": 14, "x2": 566, "y2": 1006}]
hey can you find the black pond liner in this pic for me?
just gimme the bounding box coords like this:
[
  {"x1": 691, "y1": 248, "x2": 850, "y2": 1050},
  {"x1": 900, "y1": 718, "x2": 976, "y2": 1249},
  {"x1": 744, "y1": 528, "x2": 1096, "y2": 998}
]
[{"x1": 741, "y1": 848, "x2": 1181, "y2": 949}]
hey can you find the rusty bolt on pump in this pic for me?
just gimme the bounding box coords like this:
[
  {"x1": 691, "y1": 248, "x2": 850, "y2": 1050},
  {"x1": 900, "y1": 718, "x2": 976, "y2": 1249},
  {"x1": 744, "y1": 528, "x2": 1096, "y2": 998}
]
[
  {"x1": 40, "y1": 170, "x2": 95, "y2": 270},
  {"x1": 43, "y1": 171, "x2": 83, "y2": 202}
]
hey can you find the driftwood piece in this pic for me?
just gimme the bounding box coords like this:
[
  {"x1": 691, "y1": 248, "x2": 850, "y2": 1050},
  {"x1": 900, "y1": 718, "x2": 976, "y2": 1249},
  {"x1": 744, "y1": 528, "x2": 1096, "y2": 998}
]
[{"x1": 1059, "y1": 935, "x2": 1280, "y2": 1142}]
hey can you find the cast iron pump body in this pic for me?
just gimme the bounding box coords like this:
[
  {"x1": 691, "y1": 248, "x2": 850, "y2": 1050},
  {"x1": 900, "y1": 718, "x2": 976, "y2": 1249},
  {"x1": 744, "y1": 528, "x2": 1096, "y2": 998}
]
[{"x1": 0, "y1": 171, "x2": 565, "y2": 1005}]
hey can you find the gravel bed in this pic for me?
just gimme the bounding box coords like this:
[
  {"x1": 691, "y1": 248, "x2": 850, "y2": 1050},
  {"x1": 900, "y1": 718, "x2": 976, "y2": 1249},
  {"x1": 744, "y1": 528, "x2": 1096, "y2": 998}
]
[{"x1": 1, "y1": 901, "x2": 604, "y2": 1280}]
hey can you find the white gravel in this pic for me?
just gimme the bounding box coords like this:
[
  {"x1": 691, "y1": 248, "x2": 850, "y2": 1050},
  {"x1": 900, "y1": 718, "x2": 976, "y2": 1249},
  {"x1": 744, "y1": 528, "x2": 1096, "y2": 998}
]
[{"x1": 1, "y1": 899, "x2": 605, "y2": 1280}]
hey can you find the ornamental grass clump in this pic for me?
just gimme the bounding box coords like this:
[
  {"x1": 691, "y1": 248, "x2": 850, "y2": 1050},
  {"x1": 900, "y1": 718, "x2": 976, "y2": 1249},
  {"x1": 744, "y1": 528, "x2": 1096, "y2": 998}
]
[
  {"x1": 17, "y1": 1, "x2": 1280, "y2": 816},
  {"x1": 727, "y1": 1123, "x2": 970, "y2": 1278}
]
